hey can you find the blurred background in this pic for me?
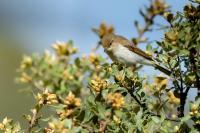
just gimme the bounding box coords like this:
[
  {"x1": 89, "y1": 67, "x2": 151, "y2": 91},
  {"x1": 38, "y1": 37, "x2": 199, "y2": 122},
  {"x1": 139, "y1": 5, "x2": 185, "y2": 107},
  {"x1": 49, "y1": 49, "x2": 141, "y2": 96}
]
[{"x1": 0, "y1": 0, "x2": 188, "y2": 125}]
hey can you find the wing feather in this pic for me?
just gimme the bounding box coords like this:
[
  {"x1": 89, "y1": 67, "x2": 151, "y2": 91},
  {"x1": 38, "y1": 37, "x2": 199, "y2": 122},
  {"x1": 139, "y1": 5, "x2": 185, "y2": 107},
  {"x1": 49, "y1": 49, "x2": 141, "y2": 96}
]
[{"x1": 114, "y1": 35, "x2": 153, "y2": 61}]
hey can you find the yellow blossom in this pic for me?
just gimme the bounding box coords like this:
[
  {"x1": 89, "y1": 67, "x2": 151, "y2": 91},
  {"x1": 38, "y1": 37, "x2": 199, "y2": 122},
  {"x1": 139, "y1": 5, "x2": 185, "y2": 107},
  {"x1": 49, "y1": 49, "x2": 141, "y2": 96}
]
[
  {"x1": 195, "y1": 120, "x2": 200, "y2": 125},
  {"x1": 46, "y1": 94, "x2": 58, "y2": 104},
  {"x1": 2, "y1": 117, "x2": 12, "y2": 125},
  {"x1": 167, "y1": 91, "x2": 180, "y2": 105},
  {"x1": 174, "y1": 125, "x2": 179, "y2": 132},
  {"x1": 52, "y1": 41, "x2": 77, "y2": 56},
  {"x1": 57, "y1": 109, "x2": 74, "y2": 119},
  {"x1": 145, "y1": 51, "x2": 153, "y2": 56},
  {"x1": 64, "y1": 91, "x2": 81, "y2": 107},
  {"x1": 113, "y1": 115, "x2": 121, "y2": 124},
  {"x1": 89, "y1": 53, "x2": 100, "y2": 65},
  {"x1": 0, "y1": 123, "x2": 4, "y2": 130},
  {"x1": 63, "y1": 70, "x2": 74, "y2": 80},
  {"x1": 151, "y1": 0, "x2": 169, "y2": 15},
  {"x1": 90, "y1": 77, "x2": 108, "y2": 92},
  {"x1": 36, "y1": 89, "x2": 58, "y2": 105},
  {"x1": 107, "y1": 66, "x2": 113, "y2": 73},
  {"x1": 0, "y1": 117, "x2": 12, "y2": 131},
  {"x1": 154, "y1": 76, "x2": 168, "y2": 91},
  {"x1": 19, "y1": 72, "x2": 32, "y2": 83},
  {"x1": 20, "y1": 55, "x2": 32, "y2": 69},
  {"x1": 48, "y1": 121, "x2": 68, "y2": 133},
  {"x1": 93, "y1": 23, "x2": 114, "y2": 38},
  {"x1": 115, "y1": 71, "x2": 125, "y2": 83},
  {"x1": 44, "y1": 128, "x2": 54, "y2": 133},
  {"x1": 163, "y1": 12, "x2": 174, "y2": 22},
  {"x1": 165, "y1": 31, "x2": 178, "y2": 45},
  {"x1": 171, "y1": 114, "x2": 177, "y2": 119},
  {"x1": 189, "y1": 104, "x2": 198, "y2": 116},
  {"x1": 107, "y1": 93, "x2": 125, "y2": 109},
  {"x1": 184, "y1": 4, "x2": 199, "y2": 19},
  {"x1": 44, "y1": 50, "x2": 56, "y2": 66}
]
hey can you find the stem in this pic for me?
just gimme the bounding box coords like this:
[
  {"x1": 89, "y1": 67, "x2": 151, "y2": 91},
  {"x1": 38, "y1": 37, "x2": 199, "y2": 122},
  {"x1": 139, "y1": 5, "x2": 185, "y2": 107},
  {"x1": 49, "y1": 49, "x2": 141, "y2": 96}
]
[
  {"x1": 178, "y1": 86, "x2": 191, "y2": 117},
  {"x1": 185, "y1": 86, "x2": 191, "y2": 95},
  {"x1": 178, "y1": 93, "x2": 186, "y2": 117},
  {"x1": 99, "y1": 120, "x2": 109, "y2": 133},
  {"x1": 167, "y1": 59, "x2": 186, "y2": 117},
  {"x1": 177, "y1": 57, "x2": 186, "y2": 117},
  {"x1": 80, "y1": 124, "x2": 94, "y2": 133},
  {"x1": 135, "y1": 14, "x2": 155, "y2": 45},
  {"x1": 126, "y1": 86, "x2": 147, "y2": 111},
  {"x1": 27, "y1": 105, "x2": 42, "y2": 133},
  {"x1": 189, "y1": 49, "x2": 200, "y2": 99}
]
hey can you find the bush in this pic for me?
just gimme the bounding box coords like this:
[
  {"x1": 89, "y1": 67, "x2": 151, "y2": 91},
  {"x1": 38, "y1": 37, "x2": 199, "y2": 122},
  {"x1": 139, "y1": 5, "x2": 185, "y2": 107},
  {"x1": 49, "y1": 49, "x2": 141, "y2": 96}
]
[{"x1": 1, "y1": 0, "x2": 200, "y2": 132}]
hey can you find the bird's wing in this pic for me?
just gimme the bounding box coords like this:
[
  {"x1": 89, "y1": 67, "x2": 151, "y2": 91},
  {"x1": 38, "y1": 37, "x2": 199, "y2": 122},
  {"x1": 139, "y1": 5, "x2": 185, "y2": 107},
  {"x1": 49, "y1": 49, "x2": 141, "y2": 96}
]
[
  {"x1": 126, "y1": 45, "x2": 153, "y2": 61},
  {"x1": 115, "y1": 35, "x2": 153, "y2": 61}
]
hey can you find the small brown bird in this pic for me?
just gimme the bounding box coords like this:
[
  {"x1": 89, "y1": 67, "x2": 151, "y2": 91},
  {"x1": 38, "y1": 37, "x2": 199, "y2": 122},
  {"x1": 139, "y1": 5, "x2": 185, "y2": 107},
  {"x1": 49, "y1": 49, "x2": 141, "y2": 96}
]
[{"x1": 101, "y1": 33, "x2": 171, "y2": 75}]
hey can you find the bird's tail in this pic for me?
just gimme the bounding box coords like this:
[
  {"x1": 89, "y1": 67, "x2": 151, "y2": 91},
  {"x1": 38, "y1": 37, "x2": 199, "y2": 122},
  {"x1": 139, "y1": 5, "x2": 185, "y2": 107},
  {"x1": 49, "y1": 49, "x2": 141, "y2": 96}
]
[{"x1": 153, "y1": 63, "x2": 171, "y2": 76}]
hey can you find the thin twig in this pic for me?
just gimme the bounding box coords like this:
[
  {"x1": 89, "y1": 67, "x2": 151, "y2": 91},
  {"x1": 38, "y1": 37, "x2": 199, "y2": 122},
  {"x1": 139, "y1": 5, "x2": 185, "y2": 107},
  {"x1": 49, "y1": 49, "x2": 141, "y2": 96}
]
[
  {"x1": 127, "y1": 88, "x2": 146, "y2": 109},
  {"x1": 167, "y1": 60, "x2": 186, "y2": 117},
  {"x1": 27, "y1": 107, "x2": 41, "y2": 133},
  {"x1": 99, "y1": 120, "x2": 109, "y2": 133},
  {"x1": 80, "y1": 124, "x2": 94, "y2": 133},
  {"x1": 177, "y1": 56, "x2": 186, "y2": 117},
  {"x1": 184, "y1": 86, "x2": 191, "y2": 95},
  {"x1": 189, "y1": 49, "x2": 200, "y2": 98},
  {"x1": 135, "y1": 15, "x2": 155, "y2": 45}
]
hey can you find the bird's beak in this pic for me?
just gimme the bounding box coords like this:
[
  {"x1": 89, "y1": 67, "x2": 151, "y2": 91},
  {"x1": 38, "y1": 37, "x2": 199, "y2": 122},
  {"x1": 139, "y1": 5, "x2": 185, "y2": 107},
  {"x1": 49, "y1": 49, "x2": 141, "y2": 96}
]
[
  {"x1": 98, "y1": 41, "x2": 101, "y2": 45},
  {"x1": 106, "y1": 46, "x2": 112, "y2": 51}
]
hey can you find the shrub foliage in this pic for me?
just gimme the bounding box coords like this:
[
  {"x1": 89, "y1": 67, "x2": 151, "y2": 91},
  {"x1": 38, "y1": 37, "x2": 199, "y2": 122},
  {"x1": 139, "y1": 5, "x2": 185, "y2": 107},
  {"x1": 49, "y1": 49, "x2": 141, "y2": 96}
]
[{"x1": 1, "y1": 0, "x2": 200, "y2": 133}]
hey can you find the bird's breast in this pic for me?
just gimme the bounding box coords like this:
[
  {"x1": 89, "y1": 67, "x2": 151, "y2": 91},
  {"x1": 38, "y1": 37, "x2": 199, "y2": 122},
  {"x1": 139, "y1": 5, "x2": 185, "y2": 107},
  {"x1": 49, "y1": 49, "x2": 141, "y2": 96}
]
[{"x1": 112, "y1": 44, "x2": 150, "y2": 66}]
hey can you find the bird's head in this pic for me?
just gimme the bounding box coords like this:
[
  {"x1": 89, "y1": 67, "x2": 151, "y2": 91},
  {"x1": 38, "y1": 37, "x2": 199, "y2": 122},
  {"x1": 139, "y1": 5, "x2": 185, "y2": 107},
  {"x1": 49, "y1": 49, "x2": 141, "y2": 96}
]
[{"x1": 101, "y1": 33, "x2": 115, "y2": 51}]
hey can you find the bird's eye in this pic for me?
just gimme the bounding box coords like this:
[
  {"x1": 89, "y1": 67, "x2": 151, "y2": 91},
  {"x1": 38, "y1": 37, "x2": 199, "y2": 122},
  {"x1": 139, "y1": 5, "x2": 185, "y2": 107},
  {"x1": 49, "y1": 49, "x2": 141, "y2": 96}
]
[{"x1": 109, "y1": 39, "x2": 113, "y2": 46}]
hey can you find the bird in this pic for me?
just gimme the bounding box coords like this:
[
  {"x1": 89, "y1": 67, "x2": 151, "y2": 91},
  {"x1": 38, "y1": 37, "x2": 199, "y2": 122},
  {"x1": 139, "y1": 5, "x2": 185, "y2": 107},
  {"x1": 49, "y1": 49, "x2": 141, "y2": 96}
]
[{"x1": 100, "y1": 33, "x2": 171, "y2": 76}]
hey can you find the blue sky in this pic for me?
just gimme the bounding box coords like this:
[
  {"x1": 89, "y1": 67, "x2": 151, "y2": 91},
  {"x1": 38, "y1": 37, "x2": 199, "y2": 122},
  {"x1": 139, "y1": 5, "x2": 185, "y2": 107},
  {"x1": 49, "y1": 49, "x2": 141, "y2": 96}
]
[
  {"x1": 0, "y1": 0, "x2": 190, "y2": 85},
  {"x1": 0, "y1": 0, "x2": 188, "y2": 53}
]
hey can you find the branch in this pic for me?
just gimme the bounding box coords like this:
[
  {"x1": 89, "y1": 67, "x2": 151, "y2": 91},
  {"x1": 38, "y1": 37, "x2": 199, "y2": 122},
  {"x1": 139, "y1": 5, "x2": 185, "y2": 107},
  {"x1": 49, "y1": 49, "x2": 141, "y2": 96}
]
[
  {"x1": 126, "y1": 86, "x2": 147, "y2": 110},
  {"x1": 189, "y1": 48, "x2": 200, "y2": 99},
  {"x1": 80, "y1": 124, "x2": 94, "y2": 133},
  {"x1": 99, "y1": 120, "x2": 109, "y2": 133},
  {"x1": 134, "y1": 13, "x2": 155, "y2": 45},
  {"x1": 177, "y1": 57, "x2": 186, "y2": 117},
  {"x1": 167, "y1": 61, "x2": 181, "y2": 90},
  {"x1": 167, "y1": 58, "x2": 186, "y2": 117},
  {"x1": 27, "y1": 105, "x2": 42, "y2": 133},
  {"x1": 184, "y1": 86, "x2": 191, "y2": 95}
]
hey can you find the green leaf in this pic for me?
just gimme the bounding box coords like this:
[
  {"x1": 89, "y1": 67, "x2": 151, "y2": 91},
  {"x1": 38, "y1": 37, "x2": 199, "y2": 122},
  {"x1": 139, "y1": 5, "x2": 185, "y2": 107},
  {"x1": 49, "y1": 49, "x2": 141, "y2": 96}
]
[
  {"x1": 181, "y1": 115, "x2": 191, "y2": 122},
  {"x1": 60, "y1": 81, "x2": 68, "y2": 93},
  {"x1": 96, "y1": 102, "x2": 106, "y2": 119},
  {"x1": 135, "y1": 109, "x2": 143, "y2": 131},
  {"x1": 189, "y1": 129, "x2": 200, "y2": 133},
  {"x1": 146, "y1": 44, "x2": 153, "y2": 51},
  {"x1": 169, "y1": 59, "x2": 178, "y2": 68},
  {"x1": 64, "y1": 119, "x2": 73, "y2": 129},
  {"x1": 152, "y1": 116, "x2": 160, "y2": 124},
  {"x1": 179, "y1": 49, "x2": 189, "y2": 56},
  {"x1": 82, "y1": 110, "x2": 94, "y2": 123}
]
